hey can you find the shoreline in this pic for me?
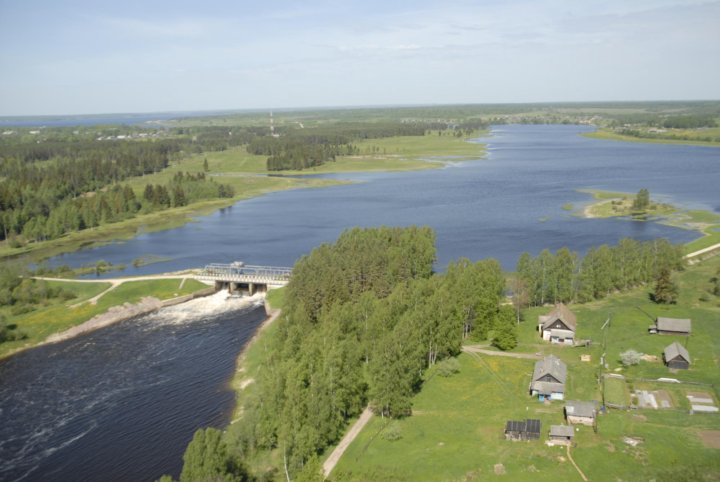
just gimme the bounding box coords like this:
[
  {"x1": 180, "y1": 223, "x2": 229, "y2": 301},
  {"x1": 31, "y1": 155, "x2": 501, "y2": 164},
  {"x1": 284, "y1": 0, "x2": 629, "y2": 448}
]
[
  {"x1": 228, "y1": 299, "x2": 283, "y2": 421},
  {"x1": 1, "y1": 286, "x2": 216, "y2": 361}
]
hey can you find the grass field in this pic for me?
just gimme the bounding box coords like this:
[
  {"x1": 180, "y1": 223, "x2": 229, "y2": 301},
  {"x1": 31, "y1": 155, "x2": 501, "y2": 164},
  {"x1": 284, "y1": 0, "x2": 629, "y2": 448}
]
[
  {"x1": 584, "y1": 128, "x2": 720, "y2": 147},
  {"x1": 331, "y1": 256, "x2": 720, "y2": 481},
  {"x1": 0, "y1": 278, "x2": 208, "y2": 359}
]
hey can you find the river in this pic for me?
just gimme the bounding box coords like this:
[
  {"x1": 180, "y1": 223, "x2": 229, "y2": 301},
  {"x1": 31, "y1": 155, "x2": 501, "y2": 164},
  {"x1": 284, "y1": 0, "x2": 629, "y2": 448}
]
[
  {"x1": 49, "y1": 124, "x2": 717, "y2": 276},
  {"x1": 0, "y1": 293, "x2": 266, "y2": 482}
]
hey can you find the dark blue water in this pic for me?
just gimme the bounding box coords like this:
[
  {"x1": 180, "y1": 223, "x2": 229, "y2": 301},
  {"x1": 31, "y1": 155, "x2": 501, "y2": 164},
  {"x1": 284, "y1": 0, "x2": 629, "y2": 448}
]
[
  {"x1": 50, "y1": 125, "x2": 717, "y2": 276},
  {"x1": 0, "y1": 295, "x2": 266, "y2": 482}
]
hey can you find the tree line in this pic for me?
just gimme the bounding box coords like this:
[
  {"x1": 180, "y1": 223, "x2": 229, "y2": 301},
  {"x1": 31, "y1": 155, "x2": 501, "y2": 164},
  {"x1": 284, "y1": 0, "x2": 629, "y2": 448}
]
[{"x1": 513, "y1": 238, "x2": 684, "y2": 312}]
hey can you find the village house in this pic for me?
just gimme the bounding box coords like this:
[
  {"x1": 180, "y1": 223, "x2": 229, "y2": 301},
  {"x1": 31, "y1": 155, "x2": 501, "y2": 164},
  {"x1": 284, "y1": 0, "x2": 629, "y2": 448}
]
[
  {"x1": 663, "y1": 342, "x2": 691, "y2": 370},
  {"x1": 649, "y1": 317, "x2": 691, "y2": 335},
  {"x1": 537, "y1": 304, "x2": 577, "y2": 344},
  {"x1": 504, "y1": 419, "x2": 541, "y2": 441},
  {"x1": 529, "y1": 355, "x2": 567, "y2": 401},
  {"x1": 564, "y1": 400, "x2": 597, "y2": 426},
  {"x1": 548, "y1": 425, "x2": 575, "y2": 446}
]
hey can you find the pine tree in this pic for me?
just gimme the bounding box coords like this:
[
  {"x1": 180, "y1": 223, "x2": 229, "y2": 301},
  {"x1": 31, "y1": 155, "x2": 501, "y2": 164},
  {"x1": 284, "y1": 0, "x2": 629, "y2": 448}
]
[{"x1": 652, "y1": 267, "x2": 678, "y2": 304}]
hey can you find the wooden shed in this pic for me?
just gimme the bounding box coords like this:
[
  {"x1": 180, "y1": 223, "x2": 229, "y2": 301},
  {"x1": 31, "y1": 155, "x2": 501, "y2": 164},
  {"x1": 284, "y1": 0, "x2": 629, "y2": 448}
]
[
  {"x1": 663, "y1": 342, "x2": 691, "y2": 369},
  {"x1": 549, "y1": 425, "x2": 574, "y2": 445},
  {"x1": 564, "y1": 400, "x2": 597, "y2": 426},
  {"x1": 650, "y1": 317, "x2": 691, "y2": 335},
  {"x1": 504, "y1": 419, "x2": 541, "y2": 441}
]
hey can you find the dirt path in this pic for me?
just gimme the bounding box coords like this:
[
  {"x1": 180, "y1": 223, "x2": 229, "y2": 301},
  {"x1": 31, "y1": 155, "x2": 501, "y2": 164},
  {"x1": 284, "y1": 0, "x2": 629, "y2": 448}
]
[
  {"x1": 463, "y1": 345, "x2": 541, "y2": 360},
  {"x1": 566, "y1": 445, "x2": 589, "y2": 481},
  {"x1": 684, "y1": 242, "x2": 720, "y2": 261},
  {"x1": 34, "y1": 273, "x2": 199, "y2": 305},
  {"x1": 323, "y1": 407, "x2": 373, "y2": 477}
]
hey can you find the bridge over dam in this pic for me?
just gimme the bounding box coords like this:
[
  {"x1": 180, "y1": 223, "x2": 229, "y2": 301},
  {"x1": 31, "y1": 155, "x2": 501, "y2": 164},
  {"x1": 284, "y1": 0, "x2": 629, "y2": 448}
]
[{"x1": 196, "y1": 262, "x2": 292, "y2": 296}]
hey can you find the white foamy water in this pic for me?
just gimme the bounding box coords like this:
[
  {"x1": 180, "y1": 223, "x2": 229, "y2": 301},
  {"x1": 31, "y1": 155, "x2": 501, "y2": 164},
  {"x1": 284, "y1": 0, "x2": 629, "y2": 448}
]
[{"x1": 142, "y1": 291, "x2": 266, "y2": 327}]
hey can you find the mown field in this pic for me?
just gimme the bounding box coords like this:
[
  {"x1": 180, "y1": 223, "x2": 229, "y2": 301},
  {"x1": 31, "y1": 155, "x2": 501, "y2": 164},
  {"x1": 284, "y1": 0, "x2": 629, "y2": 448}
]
[
  {"x1": 0, "y1": 278, "x2": 208, "y2": 359},
  {"x1": 331, "y1": 256, "x2": 720, "y2": 481}
]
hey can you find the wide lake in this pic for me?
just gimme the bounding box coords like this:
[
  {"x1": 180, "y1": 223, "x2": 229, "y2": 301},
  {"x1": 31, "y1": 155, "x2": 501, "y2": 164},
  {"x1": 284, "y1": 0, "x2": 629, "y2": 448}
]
[{"x1": 52, "y1": 124, "x2": 718, "y2": 275}]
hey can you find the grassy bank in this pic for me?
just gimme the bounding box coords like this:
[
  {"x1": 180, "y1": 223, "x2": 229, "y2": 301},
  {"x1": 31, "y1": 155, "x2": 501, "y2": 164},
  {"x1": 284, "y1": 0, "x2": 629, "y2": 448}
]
[
  {"x1": 577, "y1": 189, "x2": 720, "y2": 254},
  {"x1": 0, "y1": 278, "x2": 208, "y2": 359},
  {"x1": 584, "y1": 128, "x2": 720, "y2": 147},
  {"x1": 0, "y1": 132, "x2": 485, "y2": 264},
  {"x1": 332, "y1": 256, "x2": 720, "y2": 481}
]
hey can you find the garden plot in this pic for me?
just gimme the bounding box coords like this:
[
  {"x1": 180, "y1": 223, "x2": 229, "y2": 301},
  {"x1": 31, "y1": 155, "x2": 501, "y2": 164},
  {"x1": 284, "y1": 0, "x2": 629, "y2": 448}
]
[
  {"x1": 687, "y1": 391, "x2": 719, "y2": 413},
  {"x1": 632, "y1": 390, "x2": 674, "y2": 409}
]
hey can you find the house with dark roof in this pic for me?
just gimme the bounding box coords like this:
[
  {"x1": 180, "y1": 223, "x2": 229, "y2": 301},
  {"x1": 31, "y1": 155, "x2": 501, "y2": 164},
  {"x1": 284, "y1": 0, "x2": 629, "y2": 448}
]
[
  {"x1": 548, "y1": 425, "x2": 575, "y2": 445},
  {"x1": 504, "y1": 419, "x2": 541, "y2": 441},
  {"x1": 564, "y1": 400, "x2": 597, "y2": 426},
  {"x1": 538, "y1": 304, "x2": 577, "y2": 344},
  {"x1": 649, "y1": 317, "x2": 691, "y2": 335},
  {"x1": 529, "y1": 355, "x2": 567, "y2": 400},
  {"x1": 663, "y1": 341, "x2": 691, "y2": 369}
]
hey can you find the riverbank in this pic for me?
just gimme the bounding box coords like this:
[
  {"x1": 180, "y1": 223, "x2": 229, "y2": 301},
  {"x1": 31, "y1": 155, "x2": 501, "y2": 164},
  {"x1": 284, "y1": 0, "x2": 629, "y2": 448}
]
[
  {"x1": 0, "y1": 277, "x2": 211, "y2": 360},
  {"x1": 583, "y1": 128, "x2": 720, "y2": 147},
  {"x1": 0, "y1": 132, "x2": 486, "y2": 265},
  {"x1": 577, "y1": 189, "x2": 720, "y2": 254}
]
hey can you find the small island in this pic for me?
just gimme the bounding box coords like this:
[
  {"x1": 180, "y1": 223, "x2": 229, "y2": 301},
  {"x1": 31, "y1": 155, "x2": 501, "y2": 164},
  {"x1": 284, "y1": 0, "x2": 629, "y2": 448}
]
[{"x1": 577, "y1": 188, "x2": 720, "y2": 253}]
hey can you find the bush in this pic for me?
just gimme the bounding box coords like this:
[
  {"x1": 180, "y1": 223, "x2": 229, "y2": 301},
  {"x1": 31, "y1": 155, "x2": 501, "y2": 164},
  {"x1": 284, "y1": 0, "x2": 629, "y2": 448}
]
[
  {"x1": 620, "y1": 350, "x2": 642, "y2": 366},
  {"x1": 383, "y1": 422, "x2": 402, "y2": 441},
  {"x1": 436, "y1": 357, "x2": 460, "y2": 377}
]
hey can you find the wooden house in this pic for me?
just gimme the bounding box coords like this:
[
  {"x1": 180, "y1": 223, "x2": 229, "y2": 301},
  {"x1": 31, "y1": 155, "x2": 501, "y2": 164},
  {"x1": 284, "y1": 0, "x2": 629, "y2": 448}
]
[
  {"x1": 538, "y1": 304, "x2": 577, "y2": 344},
  {"x1": 504, "y1": 419, "x2": 541, "y2": 441},
  {"x1": 549, "y1": 425, "x2": 574, "y2": 445},
  {"x1": 663, "y1": 342, "x2": 691, "y2": 369},
  {"x1": 529, "y1": 355, "x2": 567, "y2": 400},
  {"x1": 649, "y1": 317, "x2": 691, "y2": 335},
  {"x1": 564, "y1": 400, "x2": 596, "y2": 426}
]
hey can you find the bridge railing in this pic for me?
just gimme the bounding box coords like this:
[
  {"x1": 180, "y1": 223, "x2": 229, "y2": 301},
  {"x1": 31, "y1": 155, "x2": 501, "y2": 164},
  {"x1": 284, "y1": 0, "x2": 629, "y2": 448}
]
[{"x1": 198, "y1": 263, "x2": 292, "y2": 281}]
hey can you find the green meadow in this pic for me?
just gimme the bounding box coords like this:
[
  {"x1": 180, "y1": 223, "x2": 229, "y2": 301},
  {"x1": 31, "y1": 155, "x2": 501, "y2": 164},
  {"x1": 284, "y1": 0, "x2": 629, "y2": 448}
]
[
  {"x1": 331, "y1": 256, "x2": 720, "y2": 481},
  {"x1": 0, "y1": 278, "x2": 208, "y2": 359}
]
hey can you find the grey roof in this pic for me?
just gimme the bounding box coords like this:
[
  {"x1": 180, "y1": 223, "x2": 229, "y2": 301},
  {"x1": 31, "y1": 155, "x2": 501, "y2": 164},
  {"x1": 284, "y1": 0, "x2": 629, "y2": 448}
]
[
  {"x1": 656, "y1": 317, "x2": 692, "y2": 333},
  {"x1": 505, "y1": 419, "x2": 541, "y2": 434},
  {"x1": 664, "y1": 342, "x2": 691, "y2": 364},
  {"x1": 565, "y1": 400, "x2": 596, "y2": 418},
  {"x1": 550, "y1": 425, "x2": 575, "y2": 438},
  {"x1": 532, "y1": 355, "x2": 567, "y2": 384},
  {"x1": 540, "y1": 304, "x2": 577, "y2": 332},
  {"x1": 531, "y1": 381, "x2": 565, "y2": 394}
]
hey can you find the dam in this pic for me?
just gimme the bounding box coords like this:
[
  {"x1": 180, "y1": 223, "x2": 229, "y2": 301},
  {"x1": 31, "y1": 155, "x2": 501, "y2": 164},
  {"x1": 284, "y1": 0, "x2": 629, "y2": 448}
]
[{"x1": 196, "y1": 261, "x2": 292, "y2": 295}]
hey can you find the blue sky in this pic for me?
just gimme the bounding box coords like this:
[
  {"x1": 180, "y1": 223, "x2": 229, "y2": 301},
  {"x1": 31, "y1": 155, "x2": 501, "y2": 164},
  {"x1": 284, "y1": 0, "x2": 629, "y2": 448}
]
[{"x1": 1, "y1": 0, "x2": 718, "y2": 115}]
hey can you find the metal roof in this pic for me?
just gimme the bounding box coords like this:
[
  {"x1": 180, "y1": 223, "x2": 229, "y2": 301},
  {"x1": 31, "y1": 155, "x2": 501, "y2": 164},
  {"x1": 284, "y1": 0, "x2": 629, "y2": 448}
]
[
  {"x1": 565, "y1": 400, "x2": 596, "y2": 418},
  {"x1": 505, "y1": 419, "x2": 541, "y2": 434},
  {"x1": 664, "y1": 341, "x2": 691, "y2": 364},
  {"x1": 656, "y1": 317, "x2": 691, "y2": 333},
  {"x1": 532, "y1": 355, "x2": 567, "y2": 384},
  {"x1": 540, "y1": 303, "x2": 577, "y2": 331},
  {"x1": 550, "y1": 425, "x2": 575, "y2": 438}
]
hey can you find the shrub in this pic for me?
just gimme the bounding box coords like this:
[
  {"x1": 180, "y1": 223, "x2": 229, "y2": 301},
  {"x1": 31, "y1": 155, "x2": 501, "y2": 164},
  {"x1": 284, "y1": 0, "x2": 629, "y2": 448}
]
[
  {"x1": 620, "y1": 350, "x2": 642, "y2": 366},
  {"x1": 383, "y1": 423, "x2": 402, "y2": 441},
  {"x1": 436, "y1": 357, "x2": 460, "y2": 377}
]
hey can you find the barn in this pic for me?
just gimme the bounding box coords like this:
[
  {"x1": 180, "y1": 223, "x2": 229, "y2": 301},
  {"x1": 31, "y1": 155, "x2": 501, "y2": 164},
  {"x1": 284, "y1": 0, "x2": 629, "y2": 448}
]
[
  {"x1": 663, "y1": 341, "x2": 691, "y2": 369},
  {"x1": 504, "y1": 419, "x2": 541, "y2": 441}
]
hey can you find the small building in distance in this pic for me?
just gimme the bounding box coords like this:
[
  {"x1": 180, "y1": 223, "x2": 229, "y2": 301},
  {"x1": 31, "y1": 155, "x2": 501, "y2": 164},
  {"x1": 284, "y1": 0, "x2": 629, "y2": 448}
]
[
  {"x1": 504, "y1": 419, "x2": 541, "y2": 441},
  {"x1": 649, "y1": 317, "x2": 691, "y2": 335},
  {"x1": 564, "y1": 400, "x2": 597, "y2": 426},
  {"x1": 530, "y1": 355, "x2": 567, "y2": 401},
  {"x1": 538, "y1": 304, "x2": 577, "y2": 344},
  {"x1": 548, "y1": 425, "x2": 575, "y2": 446},
  {"x1": 663, "y1": 342, "x2": 691, "y2": 370}
]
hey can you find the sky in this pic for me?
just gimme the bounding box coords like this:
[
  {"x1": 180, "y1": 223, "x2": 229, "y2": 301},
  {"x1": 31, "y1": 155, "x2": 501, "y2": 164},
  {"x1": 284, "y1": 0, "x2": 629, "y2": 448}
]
[{"x1": 0, "y1": 0, "x2": 719, "y2": 116}]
